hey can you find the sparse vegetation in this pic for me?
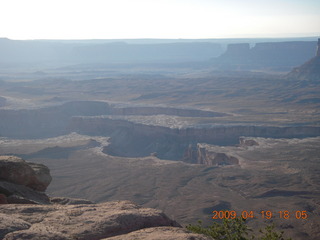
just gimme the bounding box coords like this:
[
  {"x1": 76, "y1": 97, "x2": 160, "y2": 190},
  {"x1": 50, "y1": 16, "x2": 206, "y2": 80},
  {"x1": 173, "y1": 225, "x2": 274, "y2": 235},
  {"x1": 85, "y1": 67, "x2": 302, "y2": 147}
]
[{"x1": 187, "y1": 218, "x2": 292, "y2": 240}]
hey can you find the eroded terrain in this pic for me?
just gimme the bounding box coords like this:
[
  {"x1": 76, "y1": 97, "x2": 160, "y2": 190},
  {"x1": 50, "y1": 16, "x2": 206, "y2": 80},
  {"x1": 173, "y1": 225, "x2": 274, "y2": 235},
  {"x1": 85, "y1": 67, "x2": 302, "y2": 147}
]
[
  {"x1": 0, "y1": 134, "x2": 319, "y2": 239},
  {"x1": 0, "y1": 38, "x2": 319, "y2": 239}
]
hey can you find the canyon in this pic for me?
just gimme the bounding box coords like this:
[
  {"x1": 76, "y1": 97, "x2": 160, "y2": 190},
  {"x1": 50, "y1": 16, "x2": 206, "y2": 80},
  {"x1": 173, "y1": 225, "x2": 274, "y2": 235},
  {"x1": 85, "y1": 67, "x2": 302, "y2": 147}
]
[{"x1": 0, "y1": 37, "x2": 319, "y2": 239}]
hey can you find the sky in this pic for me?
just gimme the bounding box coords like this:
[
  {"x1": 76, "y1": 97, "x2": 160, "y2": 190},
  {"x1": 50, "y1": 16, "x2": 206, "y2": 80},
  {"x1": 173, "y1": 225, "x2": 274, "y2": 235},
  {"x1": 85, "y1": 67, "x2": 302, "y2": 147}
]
[{"x1": 0, "y1": 0, "x2": 319, "y2": 40}]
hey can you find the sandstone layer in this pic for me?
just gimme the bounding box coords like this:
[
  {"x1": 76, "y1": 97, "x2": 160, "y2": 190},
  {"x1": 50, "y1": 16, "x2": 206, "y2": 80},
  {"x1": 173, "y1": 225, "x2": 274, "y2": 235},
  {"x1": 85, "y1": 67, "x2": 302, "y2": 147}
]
[{"x1": 0, "y1": 201, "x2": 210, "y2": 240}]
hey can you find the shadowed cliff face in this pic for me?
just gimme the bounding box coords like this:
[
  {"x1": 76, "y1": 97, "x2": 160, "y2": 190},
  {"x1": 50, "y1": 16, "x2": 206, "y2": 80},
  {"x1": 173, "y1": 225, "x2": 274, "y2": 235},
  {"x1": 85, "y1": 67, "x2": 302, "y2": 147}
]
[
  {"x1": 0, "y1": 102, "x2": 227, "y2": 138},
  {"x1": 68, "y1": 116, "x2": 320, "y2": 161},
  {"x1": 0, "y1": 100, "x2": 320, "y2": 161}
]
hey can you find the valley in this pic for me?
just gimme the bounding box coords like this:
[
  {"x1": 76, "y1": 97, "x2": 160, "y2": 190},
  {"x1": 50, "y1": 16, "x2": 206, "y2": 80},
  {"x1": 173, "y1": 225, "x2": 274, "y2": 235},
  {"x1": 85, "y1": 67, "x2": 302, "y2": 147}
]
[{"x1": 0, "y1": 38, "x2": 319, "y2": 239}]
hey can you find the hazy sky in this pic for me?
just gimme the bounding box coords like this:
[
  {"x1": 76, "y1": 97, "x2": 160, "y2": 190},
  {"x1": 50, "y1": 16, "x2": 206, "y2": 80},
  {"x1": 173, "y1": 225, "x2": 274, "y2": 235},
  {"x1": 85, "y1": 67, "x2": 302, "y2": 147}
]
[{"x1": 1, "y1": 0, "x2": 319, "y2": 40}]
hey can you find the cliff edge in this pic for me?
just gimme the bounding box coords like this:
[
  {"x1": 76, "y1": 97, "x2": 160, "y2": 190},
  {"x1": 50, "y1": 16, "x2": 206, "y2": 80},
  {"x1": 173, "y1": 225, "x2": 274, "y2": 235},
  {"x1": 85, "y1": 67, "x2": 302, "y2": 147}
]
[{"x1": 287, "y1": 38, "x2": 320, "y2": 81}]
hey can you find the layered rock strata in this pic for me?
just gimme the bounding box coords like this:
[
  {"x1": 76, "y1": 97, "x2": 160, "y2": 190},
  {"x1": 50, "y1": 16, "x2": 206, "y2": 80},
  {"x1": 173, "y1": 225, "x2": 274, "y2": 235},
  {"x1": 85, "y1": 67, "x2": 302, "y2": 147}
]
[
  {"x1": 70, "y1": 116, "x2": 320, "y2": 160},
  {"x1": 0, "y1": 201, "x2": 200, "y2": 240}
]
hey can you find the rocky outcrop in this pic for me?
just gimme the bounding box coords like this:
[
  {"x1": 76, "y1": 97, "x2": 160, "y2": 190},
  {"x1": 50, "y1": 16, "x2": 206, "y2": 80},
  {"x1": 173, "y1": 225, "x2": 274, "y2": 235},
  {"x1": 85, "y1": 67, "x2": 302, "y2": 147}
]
[
  {"x1": 69, "y1": 116, "x2": 320, "y2": 160},
  {"x1": 0, "y1": 156, "x2": 52, "y2": 192},
  {"x1": 197, "y1": 144, "x2": 239, "y2": 166},
  {"x1": 0, "y1": 155, "x2": 52, "y2": 204},
  {"x1": 239, "y1": 137, "x2": 259, "y2": 147},
  {"x1": 193, "y1": 137, "x2": 260, "y2": 166},
  {"x1": 182, "y1": 144, "x2": 198, "y2": 163},
  {"x1": 0, "y1": 201, "x2": 210, "y2": 240}
]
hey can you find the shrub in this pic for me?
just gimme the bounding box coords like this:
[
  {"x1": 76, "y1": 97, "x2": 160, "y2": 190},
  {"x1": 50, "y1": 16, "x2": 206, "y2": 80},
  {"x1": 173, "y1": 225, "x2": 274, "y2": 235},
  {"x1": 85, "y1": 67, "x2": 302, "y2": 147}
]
[{"x1": 186, "y1": 218, "x2": 291, "y2": 240}]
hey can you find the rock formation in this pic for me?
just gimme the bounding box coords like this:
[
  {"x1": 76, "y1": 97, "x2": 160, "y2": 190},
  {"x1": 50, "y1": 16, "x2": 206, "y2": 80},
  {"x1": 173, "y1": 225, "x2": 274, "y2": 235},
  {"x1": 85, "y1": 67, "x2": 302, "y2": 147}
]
[
  {"x1": 182, "y1": 144, "x2": 198, "y2": 163},
  {"x1": 192, "y1": 137, "x2": 261, "y2": 165},
  {"x1": 239, "y1": 137, "x2": 259, "y2": 147},
  {"x1": 0, "y1": 156, "x2": 210, "y2": 239},
  {"x1": 287, "y1": 38, "x2": 320, "y2": 81},
  {"x1": 0, "y1": 156, "x2": 52, "y2": 204},
  {"x1": 69, "y1": 116, "x2": 320, "y2": 160},
  {"x1": 0, "y1": 156, "x2": 51, "y2": 204},
  {"x1": 0, "y1": 156, "x2": 51, "y2": 192},
  {"x1": 196, "y1": 144, "x2": 239, "y2": 166}
]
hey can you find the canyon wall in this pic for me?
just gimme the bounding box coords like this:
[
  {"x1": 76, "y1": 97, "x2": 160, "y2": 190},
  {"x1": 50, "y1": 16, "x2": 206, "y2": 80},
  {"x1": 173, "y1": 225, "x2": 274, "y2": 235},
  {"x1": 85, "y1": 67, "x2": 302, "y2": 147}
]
[
  {"x1": 0, "y1": 101, "x2": 111, "y2": 138},
  {"x1": 68, "y1": 116, "x2": 320, "y2": 160},
  {"x1": 1, "y1": 101, "x2": 319, "y2": 161},
  {"x1": 0, "y1": 102, "x2": 226, "y2": 138}
]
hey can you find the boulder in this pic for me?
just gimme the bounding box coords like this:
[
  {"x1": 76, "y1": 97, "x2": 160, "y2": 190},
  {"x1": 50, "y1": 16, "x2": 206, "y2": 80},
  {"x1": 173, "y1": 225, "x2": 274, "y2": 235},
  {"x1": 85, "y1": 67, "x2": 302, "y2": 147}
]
[
  {"x1": 0, "y1": 156, "x2": 52, "y2": 192},
  {"x1": 27, "y1": 162, "x2": 52, "y2": 191}
]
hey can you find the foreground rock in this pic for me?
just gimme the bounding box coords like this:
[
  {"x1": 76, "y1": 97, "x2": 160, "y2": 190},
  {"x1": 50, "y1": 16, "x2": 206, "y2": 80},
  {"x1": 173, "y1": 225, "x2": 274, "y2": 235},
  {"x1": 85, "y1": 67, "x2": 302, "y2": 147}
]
[
  {"x1": 104, "y1": 226, "x2": 212, "y2": 240},
  {"x1": 0, "y1": 156, "x2": 52, "y2": 192},
  {"x1": 0, "y1": 156, "x2": 52, "y2": 204},
  {"x1": 0, "y1": 200, "x2": 210, "y2": 240}
]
